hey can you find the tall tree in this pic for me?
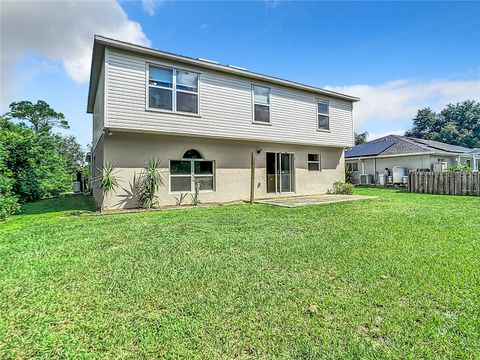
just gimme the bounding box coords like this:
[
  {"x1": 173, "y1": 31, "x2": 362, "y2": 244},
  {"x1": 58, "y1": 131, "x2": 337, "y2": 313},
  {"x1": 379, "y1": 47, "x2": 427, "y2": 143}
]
[
  {"x1": 405, "y1": 100, "x2": 480, "y2": 148},
  {"x1": 8, "y1": 100, "x2": 69, "y2": 132},
  {"x1": 404, "y1": 108, "x2": 439, "y2": 139},
  {"x1": 0, "y1": 116, "x2": 71, "y2": 201},
  {"x1": 438, "y1": 101, "x2": 480, "y2": 148},
  {"x1": 355, "y1": 132, "x2": 369, "y2": 145},
  {"x1": 55, "y1": 135, "x2": 85, "y2": 174}
]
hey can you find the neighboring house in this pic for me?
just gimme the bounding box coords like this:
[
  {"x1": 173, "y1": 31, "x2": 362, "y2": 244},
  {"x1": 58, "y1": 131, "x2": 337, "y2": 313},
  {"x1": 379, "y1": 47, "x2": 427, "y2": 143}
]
[
  {"x1": 87, "y1": 36, "x2": 359, "y2": 209},
  {"x1": 346, "y1": 135, "x2": 480, "y2": 185}
]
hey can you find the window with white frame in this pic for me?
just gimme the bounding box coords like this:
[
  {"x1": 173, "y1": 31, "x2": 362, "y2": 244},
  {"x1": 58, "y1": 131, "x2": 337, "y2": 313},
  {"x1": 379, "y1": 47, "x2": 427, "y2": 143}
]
[
  {"x1": 347, "y1": 162, "x2": 359, "y2": 172},
  {"x1": 253, "y1": 85, "x2": 270, "y2": 123},
  {"x1": 170, "y1": 149, "x2": 214, "y2": 192},
  {"x1": 148, "y1": 65, "x2": 199, "y2": 114},
  {"x1": 308, "y1": 154, "x2": 321, "y2": 171},
  {"x1": 317, "y1": 100, "x2": 330, "y2": 131}
]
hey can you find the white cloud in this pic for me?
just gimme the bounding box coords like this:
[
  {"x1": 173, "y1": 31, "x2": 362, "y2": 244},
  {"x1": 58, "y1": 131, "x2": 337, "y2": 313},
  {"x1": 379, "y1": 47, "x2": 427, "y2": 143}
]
[
  {"x1": 326, "y1": 78, "x2": 480, "y2": 130},
  {"x1": 265, "y1": 0, "x2": 280, "y2": 9},
  {"x1": 142, "y1": 0, "x2": 164, "y2": 16},
  {"x1": 1, "y1": 0, "x2": 151, "y2": 108}
]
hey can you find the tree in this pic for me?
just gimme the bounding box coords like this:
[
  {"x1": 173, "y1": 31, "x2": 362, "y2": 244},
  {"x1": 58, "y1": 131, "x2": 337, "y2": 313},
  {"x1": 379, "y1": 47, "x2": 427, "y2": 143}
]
[
  {"x1": 405, "y1": 101, "x2": 480, "y2": 148},
  {"x1": 355, "y1": 132, "x2": 369, "y2": 145},
  {"x1": 0, "y1": 116, "x2": 71, "y2": 202},
  {"x1": 0, "y1": 117, "x2": 20, "y2": 219},
  {"x1": 55, "y1": 135, "x2": 85, "y2": 174},
  {"x1": 8, "y1": 100, "x2": 69, "y2": 133},
  {"x1": 404, "y1": 108, "x2": 439, "y2": 139}
]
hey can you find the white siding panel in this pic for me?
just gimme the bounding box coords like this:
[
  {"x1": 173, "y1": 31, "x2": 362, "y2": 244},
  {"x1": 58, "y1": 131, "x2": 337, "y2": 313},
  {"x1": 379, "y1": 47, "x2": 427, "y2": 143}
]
[{"x1": 105, "y1": 48, "x2": 354, "y2": 147}]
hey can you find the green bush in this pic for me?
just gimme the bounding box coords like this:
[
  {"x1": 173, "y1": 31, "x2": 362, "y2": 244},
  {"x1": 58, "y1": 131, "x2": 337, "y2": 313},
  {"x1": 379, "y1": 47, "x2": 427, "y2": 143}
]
[
  {"x1": 448, "y1": 164, "x2": 473, "y2": 172},
  {"x1": 329, "y1": 181, "x2": 354, "y2": 195},
  {"x1": 0, "y1": 193, "x2": 20, "y2": 220},
  {"x1": 0, "y1": 156, "x2": 20, "y2": 220},
  {"x1": 0, "y1": 116, "x2": 71, "y2": 202},
  {"x1": 0, "y1": 102, "x2": 81, "y2": 220}
]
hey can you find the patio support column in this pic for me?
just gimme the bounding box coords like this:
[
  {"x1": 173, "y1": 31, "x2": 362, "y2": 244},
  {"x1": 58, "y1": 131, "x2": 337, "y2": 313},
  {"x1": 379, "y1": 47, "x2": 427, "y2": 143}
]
[{"x1": 250, "y1": 152, "x2": 255, "y2": 204}]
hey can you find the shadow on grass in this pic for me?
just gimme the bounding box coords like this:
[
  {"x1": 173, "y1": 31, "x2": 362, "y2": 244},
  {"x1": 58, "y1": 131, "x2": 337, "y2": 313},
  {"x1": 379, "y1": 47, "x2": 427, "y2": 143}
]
[{"x1": 20, "y1": 194, "x2": 98, "y2": 216}]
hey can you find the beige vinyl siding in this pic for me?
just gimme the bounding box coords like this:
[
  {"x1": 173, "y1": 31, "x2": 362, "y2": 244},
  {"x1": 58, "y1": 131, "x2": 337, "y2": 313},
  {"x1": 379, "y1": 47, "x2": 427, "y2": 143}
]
[
  {"x1": 105, "y1": 47, "x2": 354, "y2": 148},
  {"x1": 92, "y1": 62, "x2": 105, "y2": 149}
]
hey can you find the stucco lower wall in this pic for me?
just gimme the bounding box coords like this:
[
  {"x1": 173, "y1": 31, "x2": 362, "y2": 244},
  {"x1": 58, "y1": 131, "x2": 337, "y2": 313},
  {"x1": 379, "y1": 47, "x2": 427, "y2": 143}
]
[
  {"x1": 90, "y1": 136, "x2": 104, "y2": 207},
  {"x1": 100, "y1": 132, "x2": 345, "y2": 209}
]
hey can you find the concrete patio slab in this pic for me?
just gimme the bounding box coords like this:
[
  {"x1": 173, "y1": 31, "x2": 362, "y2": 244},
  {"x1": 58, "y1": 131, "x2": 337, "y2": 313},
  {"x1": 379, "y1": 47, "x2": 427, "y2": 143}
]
[{"x1": 255, "y1": 194, "x2": 381, "y2": 208}]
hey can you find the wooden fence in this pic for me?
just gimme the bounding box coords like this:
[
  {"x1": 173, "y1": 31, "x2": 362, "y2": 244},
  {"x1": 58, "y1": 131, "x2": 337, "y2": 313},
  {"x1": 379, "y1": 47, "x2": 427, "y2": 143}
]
[{"x1": 408, "y1": 171, "x2": 480, "y2": 196}]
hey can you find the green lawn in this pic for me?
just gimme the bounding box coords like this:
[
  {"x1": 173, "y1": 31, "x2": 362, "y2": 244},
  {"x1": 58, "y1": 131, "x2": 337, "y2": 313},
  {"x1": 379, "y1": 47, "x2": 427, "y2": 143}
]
[{"x1": 1, "y1": 189, "x2": 479, "y2": 358}]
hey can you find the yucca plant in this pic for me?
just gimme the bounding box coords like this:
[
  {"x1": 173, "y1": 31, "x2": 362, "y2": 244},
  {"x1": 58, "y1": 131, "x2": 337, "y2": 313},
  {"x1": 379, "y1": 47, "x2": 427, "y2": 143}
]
[
  {"x1": 174, "y1": 193, "x2": 188, "y2": 206},
  {"x1": 99, "y1": 162, "x2": 119, "y2": 195},
  {"x1": 345, "y1": 166, "x2": 355, "y2": 184},
  {"x1": 137, "y1": 158, "x2": 163, "y2": 209},
  {"x1": 190, "y1": 178, "x2": 201, "y2": 206}
]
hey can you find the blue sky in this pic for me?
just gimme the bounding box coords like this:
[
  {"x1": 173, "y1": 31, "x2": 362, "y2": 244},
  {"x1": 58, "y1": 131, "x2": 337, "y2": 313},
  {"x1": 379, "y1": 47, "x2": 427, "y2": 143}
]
[{"x1": 2, "y1": 1, "x2": 479, "y2": 149}]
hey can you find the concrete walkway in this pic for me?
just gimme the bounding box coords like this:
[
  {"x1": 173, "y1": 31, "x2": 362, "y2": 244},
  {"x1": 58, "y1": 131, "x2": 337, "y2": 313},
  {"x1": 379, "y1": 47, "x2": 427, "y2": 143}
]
[{"x1": 255, "y1": 194, "x2": 380, "y2": 208}]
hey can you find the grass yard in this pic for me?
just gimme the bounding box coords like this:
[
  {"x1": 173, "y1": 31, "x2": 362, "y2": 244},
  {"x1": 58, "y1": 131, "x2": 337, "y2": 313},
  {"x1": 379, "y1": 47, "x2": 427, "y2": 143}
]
[{"x1": 1, "y1": 188, "x2": 479, "y2": 358}]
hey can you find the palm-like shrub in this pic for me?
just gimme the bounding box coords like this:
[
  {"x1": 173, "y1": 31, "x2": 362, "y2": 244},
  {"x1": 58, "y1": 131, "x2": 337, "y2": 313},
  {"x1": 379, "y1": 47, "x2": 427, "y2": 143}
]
[
  {"x1": 137, "y1": 159, "x2": 163, "y2": 208},
  {"x1": 345, "y1": 167, "x2": 354, "y2": 184},
  {"x1": 190, "y1": 178, "x2": 201, "y2": 206},
  {"x1": 99, "y1": 162, "x2": 119, "y2": 194}
]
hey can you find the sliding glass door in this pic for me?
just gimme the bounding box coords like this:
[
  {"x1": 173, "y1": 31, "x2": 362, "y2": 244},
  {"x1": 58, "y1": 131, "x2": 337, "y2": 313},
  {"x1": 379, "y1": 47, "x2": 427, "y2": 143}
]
[{"x1": 266, "y1": 152, "x2": 294, "y2": 194}]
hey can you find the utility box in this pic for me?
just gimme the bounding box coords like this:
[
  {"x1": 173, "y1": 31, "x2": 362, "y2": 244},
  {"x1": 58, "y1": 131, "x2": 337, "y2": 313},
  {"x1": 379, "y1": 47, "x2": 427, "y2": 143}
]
[
  {"x1": 73, "y1": 181, "x2": 82, "y2": 193},
  {"x1": 392, "y1": 166, "x2": 408, "y2": 184}
]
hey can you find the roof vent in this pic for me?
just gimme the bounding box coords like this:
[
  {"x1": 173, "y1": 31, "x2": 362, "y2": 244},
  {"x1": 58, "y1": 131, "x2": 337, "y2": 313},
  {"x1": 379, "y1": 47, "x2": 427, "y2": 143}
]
[
  {"x1": 197, "y1": 58, "x2": 219, "y2": 64},
  {"x1": 227, "y1": 64, "x2": 247, "y2": 70}
]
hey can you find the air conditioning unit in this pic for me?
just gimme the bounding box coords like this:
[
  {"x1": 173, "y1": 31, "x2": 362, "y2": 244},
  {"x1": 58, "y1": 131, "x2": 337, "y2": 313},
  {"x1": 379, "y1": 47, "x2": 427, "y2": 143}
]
[
  {"x1": 392, "y1": 166, "x2": 408, "y2": 184},
  {"x1": 433, "y1": 162, "x2": 448, "y2": 172},
  {"x1": 359, "y1": 174, "x2": 373, "y2": 185}
]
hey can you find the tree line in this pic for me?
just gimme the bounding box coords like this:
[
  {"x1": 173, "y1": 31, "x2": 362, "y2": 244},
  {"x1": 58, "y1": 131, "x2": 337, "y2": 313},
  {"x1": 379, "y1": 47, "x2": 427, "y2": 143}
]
[
  {"x1": 355, "y1": 100, "x2": 480, "y2": 147},
  {"x1": 0, "y1": 101, "x2": 85, "y2": 219}
]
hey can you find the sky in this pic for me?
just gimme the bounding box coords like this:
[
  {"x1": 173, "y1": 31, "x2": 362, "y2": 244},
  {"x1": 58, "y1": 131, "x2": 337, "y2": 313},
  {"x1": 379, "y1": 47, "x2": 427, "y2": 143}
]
[{"x1": 1, "y1": 0, "x2": 479, "y2": 150}]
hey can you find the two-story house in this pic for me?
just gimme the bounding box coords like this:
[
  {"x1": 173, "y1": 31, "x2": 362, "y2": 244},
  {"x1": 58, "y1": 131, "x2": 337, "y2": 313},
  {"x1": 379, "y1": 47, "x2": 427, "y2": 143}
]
[{"x1": 87, "y1": 36, "x2": 359, "y2": 209}]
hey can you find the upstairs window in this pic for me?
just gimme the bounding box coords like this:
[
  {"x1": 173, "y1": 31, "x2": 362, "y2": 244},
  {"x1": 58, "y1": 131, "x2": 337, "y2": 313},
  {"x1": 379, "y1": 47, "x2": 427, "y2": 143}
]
[
  {"x1": 176, "y1": 70, "x2": 199, "y2": 113},
  {"x1": 149, "y1": 67, "x2": 173, "y2": 111},
  {"x1": 253, "y1": 85, "x2": 270, "y2": 123},
  {"x1": 148, "y1": 65, "x2": 199, "y2": 114},
  {"x1": 317, "y1": 100, "x2": 330, "y2": 131},
  {"x1": 308, "y1": 154, "x2": 321, "y2": 171}
]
